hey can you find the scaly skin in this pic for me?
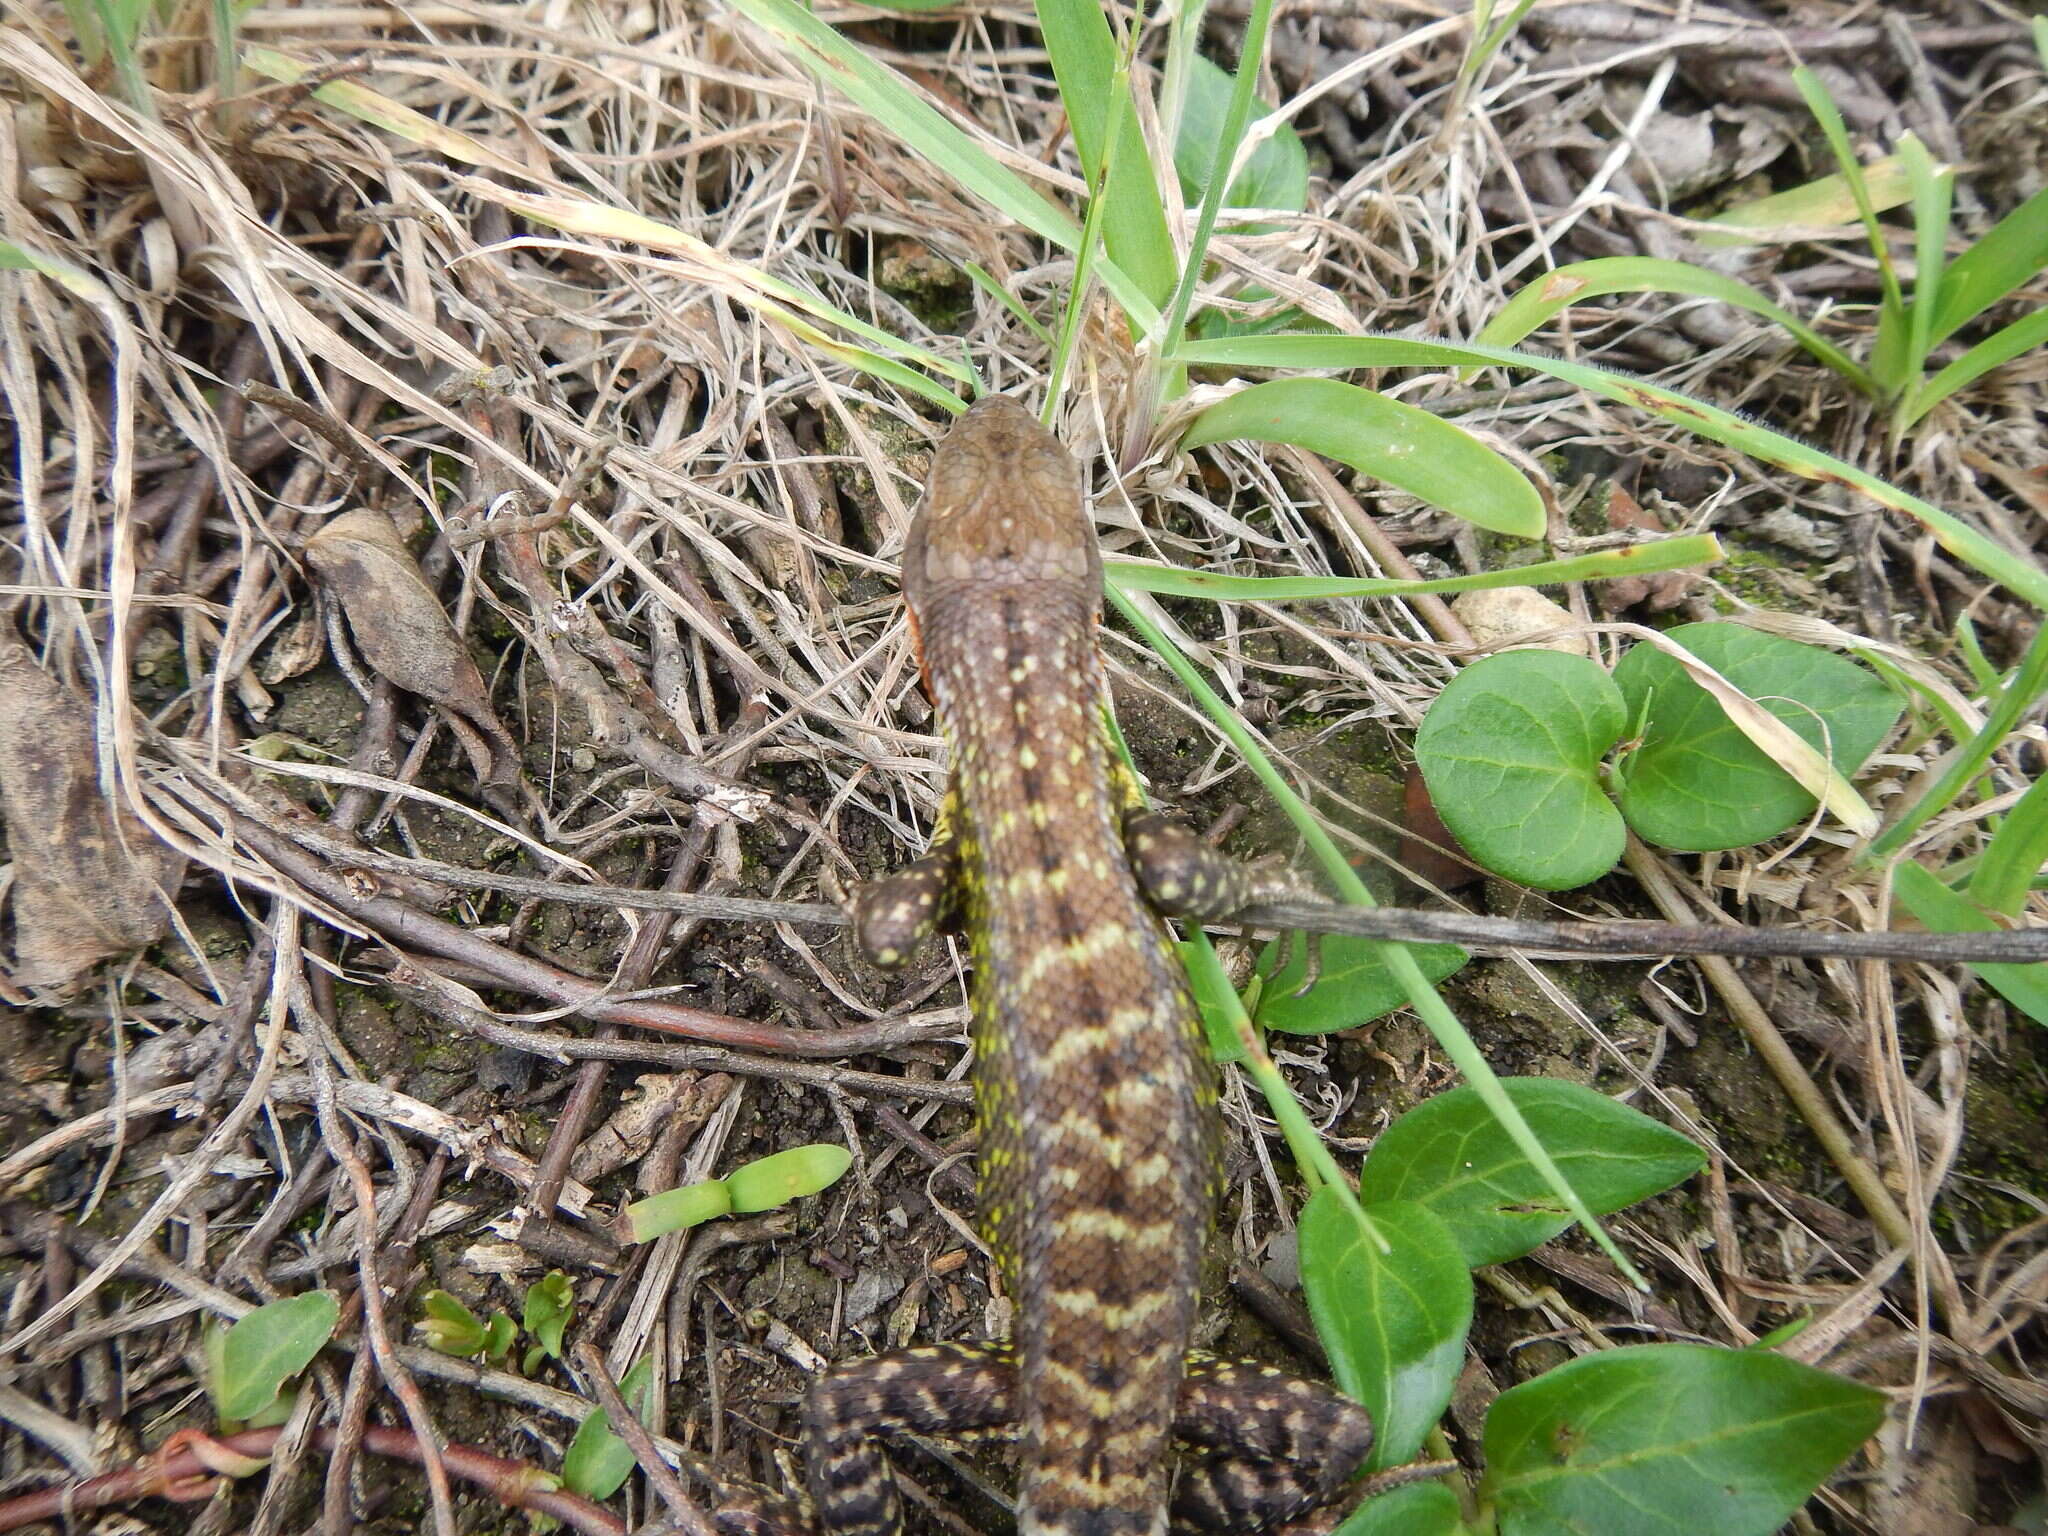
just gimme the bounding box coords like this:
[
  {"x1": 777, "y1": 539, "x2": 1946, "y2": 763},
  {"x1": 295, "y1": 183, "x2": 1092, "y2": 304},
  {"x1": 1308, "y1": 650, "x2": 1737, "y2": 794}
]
[
  {"x1": 796, "y1": 396, "x2": 1371, "y2": 1536},
  {"x1": 907, "y1": 393, "x2": 1217, "y2": 1535}
]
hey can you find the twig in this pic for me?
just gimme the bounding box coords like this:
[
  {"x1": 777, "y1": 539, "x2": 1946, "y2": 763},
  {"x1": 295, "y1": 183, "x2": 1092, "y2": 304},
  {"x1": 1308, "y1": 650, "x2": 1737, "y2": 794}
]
[
  {"x1": 1621, "y1": 838, "x2": 1913, "y2": 1251},
  {"x1": 570, "y1": 1340, "x2": 720, "y2": 1536},
  {"x1": 0, "y1": 1426, "x2": 626, "y2": 1536}
]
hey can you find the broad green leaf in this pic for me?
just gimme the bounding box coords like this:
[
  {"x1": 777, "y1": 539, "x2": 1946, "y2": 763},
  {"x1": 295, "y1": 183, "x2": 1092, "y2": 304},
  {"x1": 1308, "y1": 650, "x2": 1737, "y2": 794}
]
[
  {"x1": 1254, "y1": 934, "x2": 1468, "y2": 1034},
  {"x1": 1171, "y1": 332, "x2": 2048, "y2": 613},
  {"x1": 1331, "y1": 1482, "x2": 1466, "y2": 1536},
  {"x1": 1108, "y1": 588, "x2": 1647, "y2": 1288},
  {"x1": 1359, "y1": 1080, "x2": 1704, "y2": 1268},
  {"x1": 1483, "y1": 1343, "x2": 1883, "y2": 1536},
  {"x1": 1612, "y1": 623, "x2": 1901, "y2": 852},
  {"x1": 1970, "y1": 775, "x2": 2048, "y2": 917},
  {"x1": 214, "y1": 1291, "x2": 341, "y2": 1422},
  {"x1": 724, "y1": 1144, "x2": 854, "y2": 1212},
  {"x1": 1037, "y1": 0, "x2": 1176, "y2": 308},
  {"x1": 1413, "y1": 651, "x2": 1627, "y2": 890},
  {"x1": 1700, "y1": 156, "x2": 1915, "y2": 245},
  {"x1": 1181, "y1": 937, "x2": 1251, "y2": 1064},
  {"x1": 523, "y1": 1271, "x2": 574, "y2": 1362},
  {"x1": 1301, "y1": 1191, "x2": 1472, "y2": 1471},
  {"x1": 1478, "y1": 257, "x2": 1869, "y2": 390},
  {"x1": 562, "y1": 1355, "x2": 656, "y2": 1500},
  {"x1": 1174, "y1": 54, "x2": 1308, "y2": 219},
  {"x1": 1182, "y1": 379, "x2": 1545, "y2": 538},
  {"x1": 1893, "y1": 862, "x2": 2048, "y2": 1026},
  {"x1": 1929, "y1": 184, "x2": 2048, "y2": 345}
]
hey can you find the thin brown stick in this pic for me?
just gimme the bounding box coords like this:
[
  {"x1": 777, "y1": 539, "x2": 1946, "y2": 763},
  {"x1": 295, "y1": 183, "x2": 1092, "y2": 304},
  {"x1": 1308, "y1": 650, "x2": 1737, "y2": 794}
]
[
  {"x1": 0, "y1": 1426, "x2": 626, "y2": 1536},
  {"x1": 1621, "y1": 837, "x2": 1914, "y2": 1252},
  {"x1": 570, "y1": 1340, "x2": 720, "y2": 1536}
]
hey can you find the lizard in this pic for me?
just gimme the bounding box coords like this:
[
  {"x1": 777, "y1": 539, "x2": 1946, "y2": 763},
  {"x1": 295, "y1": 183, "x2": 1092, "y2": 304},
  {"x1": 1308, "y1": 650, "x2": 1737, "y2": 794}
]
[{"x1": 765, "y1": 394, "x2": 1374, "y2": 1536}]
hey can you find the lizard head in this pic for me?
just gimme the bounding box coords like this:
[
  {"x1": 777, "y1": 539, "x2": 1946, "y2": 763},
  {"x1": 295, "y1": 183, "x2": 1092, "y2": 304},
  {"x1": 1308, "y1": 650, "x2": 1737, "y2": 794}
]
[{"x1": 902, "y1": 395, "x2": 1099, "y2": 611}]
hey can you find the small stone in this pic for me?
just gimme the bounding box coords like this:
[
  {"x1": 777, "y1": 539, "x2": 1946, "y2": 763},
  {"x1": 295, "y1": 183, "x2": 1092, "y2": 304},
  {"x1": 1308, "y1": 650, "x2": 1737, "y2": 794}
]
[{"x1": 1452, "y1": 587, "x2": 1588, "y2": 657}]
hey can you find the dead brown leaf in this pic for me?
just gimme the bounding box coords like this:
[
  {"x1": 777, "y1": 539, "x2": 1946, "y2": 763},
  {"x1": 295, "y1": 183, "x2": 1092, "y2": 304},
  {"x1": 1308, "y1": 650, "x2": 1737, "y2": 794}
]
[
  {"x1": 305, "y1": 508, "x2": 521, "y2": 790},
  {"x1": 0, "y1": 639, "x2": 185, "y2": 990}
]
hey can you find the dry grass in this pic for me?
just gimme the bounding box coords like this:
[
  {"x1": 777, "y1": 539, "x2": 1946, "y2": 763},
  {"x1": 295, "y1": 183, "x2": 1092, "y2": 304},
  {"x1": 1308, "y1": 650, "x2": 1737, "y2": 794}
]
[{"x1": 1, "y1": 1, "x2": 2045, "y2": 1531}]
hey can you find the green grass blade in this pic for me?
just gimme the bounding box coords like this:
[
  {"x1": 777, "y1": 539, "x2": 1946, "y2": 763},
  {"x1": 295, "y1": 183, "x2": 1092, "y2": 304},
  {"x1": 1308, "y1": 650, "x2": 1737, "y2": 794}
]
[
  {"x1": 0, "y1": 241, "x2": 116, "y2": 303},
  {"x1": 1043, "y1": 51, "x2": 1128, "y2": 416},
  {"x1": 1904, "y1": 303, "x2": 2048, "y2": 427},
  {"x1": 1793, "y1": 67, "x2": 1908, "y2": 394},
  {"x1": 1037, "y1": 0, "x2": 1176, "y2": 309},
  {"x1": 1893, "y1": 863, "x2": 2048, "y2": 1027},
  {"x1": 1173, "y1": 332, "x2": 2048, "y2": 614},
  {"x1": 1476, "y1": 256, "x2": 1873, "y2": 393},
  {"x1": 1969, "y1": 777, "x2": 2048, "y2": 919},
  {"x1": 1106, "y1": 534, "x2": 1722, "y2": 603},
  {"x1": 1155, "y1": 0, "x2": 1279, "y2": 355},
  {"x1": 89, "y1": 0, "x2": 157, "y2": 118},
  {"x1": 1899, "y1": 133, "x2": 1953, "y2": 397},
  {"x1": 58, "y1": 0, "x2": 105, "y2": 64},
  {"x1": 727, "y1": 0, "x2": 1159, "y2": 330},
  {"x1": 1867, "y1": 620, "x2": 2048, "y2": 864},
  {"x1": 1929, "y1": 184, "x2": 2048, "y2": 345},
  {"x1": 963, "y1": 263, "x2": 1053, "y2": 346},
  {"x1": 1106, "y1": 585, "x2": 1648, "y2": 1287},
  {"x1": 1181, "y1": 378, "x2": 1545, "y2": 537},
  {"x1": 465, "y1": 181, "x2": 972, "y2": 399},
  {"x1": 731, "y1": 0, "x2": 1077, "y2": 247}
]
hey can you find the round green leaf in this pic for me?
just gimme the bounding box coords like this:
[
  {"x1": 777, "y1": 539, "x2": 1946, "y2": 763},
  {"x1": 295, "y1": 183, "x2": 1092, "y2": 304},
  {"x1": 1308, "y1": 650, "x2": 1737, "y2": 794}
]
[
  {"x1": 1182, "y1": 379, "x2": 1546, "y2": 538},
  {"x1": 1331, "y1": 1480, "x2": 1466, "y2": 1536},
  {"x1": 1174, "y1": 54, "x2": 1308, "y2": 218},
  {"x1": 1484, "y1": 1343, "x2": 1884, "y2": 1536},
  {"x1": 214, "y1": 1290, "x2": 341, "y2": 1422},
  {"x1": 1413, "y1": 651, "x2": 1628, "y2": 890},
  {"x1": 1358, "y1": 1079, "x2": 1704, "y2": 1268},
  {"x1": 1612, "y1": 622, "x2": 1901, "y2": 852},
  {"x1": 1254, "y1": 934, "x2": 1469, "y2": 1035},
  {"x1": 1300, "y1": 1191, "x2": 1473, "y2": 1472}
]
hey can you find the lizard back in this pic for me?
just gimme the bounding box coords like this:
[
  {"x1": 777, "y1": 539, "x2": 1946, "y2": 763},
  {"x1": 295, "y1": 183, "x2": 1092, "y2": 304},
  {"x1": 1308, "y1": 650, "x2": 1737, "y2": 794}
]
[{"x1": 901, "y1": 395, "x2": 1219, "y2": 1536}]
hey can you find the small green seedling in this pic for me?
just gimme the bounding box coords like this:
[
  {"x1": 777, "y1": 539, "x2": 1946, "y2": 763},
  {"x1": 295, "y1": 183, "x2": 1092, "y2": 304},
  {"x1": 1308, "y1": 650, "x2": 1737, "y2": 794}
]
[
  {"x1": 1480, "y1": 65, "x2": 2048, "y2": 435},
  {"x1": 206, "y1": 1290, "x2": 340, "y2": 1428},
  {"x1": 1415, "y1": 624, "x2": 1904, "y2": 890},
  {"x1": 415, "y1": 1291, "x2": 517, "y2": 1364},
  {"x1": 414, "y1": 1271, "x2": 569, "y2": 1374},
  {"x1": 521, "y1": 1270, "x2": 575, "y2": 1375},
  {"x1": 621, "y1": 1143, "x2": 853, "y2": 1245},
  {"x1": 561, "y1": 1355, "x2": 656, "y2": 1501}
]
